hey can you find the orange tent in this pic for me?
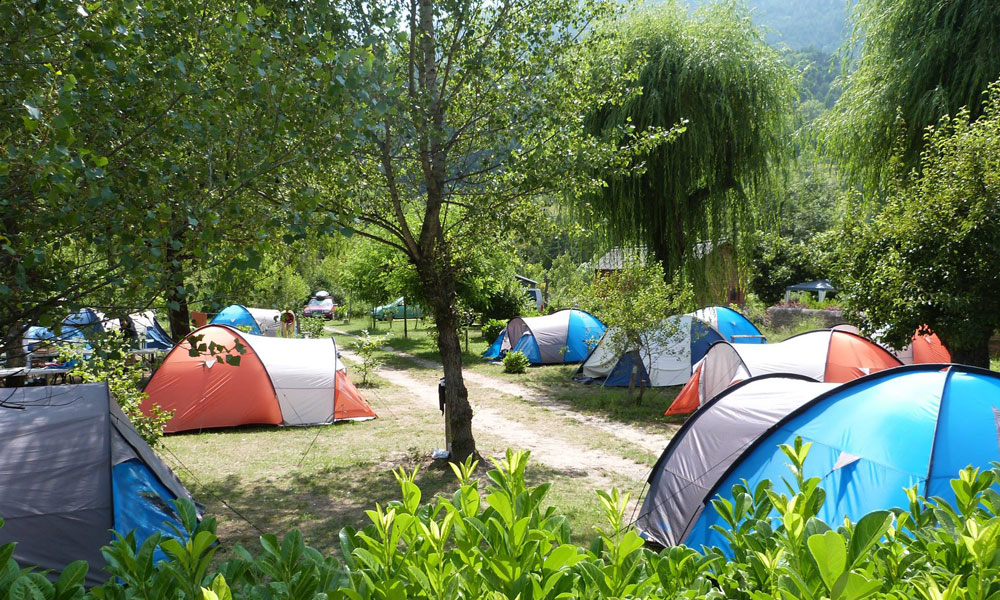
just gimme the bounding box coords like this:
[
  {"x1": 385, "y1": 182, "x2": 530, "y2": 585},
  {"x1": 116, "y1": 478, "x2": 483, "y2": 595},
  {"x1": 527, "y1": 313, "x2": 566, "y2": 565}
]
[
  {"x1": 832, "y1": 324, "x2": 951, "y2": 364},
  {"x1": 666, "y1": 329, "x2": 902, "y2": 416},
  {"x1": 142, "y1": 325, "x2": 375, "y2": 433}
]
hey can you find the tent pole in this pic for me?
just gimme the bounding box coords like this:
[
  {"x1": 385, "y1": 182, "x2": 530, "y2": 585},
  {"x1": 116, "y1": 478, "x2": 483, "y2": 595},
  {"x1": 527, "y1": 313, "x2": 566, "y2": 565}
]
[{"x1": 404, "y1": 297, "x2": 408, "y2": 339}]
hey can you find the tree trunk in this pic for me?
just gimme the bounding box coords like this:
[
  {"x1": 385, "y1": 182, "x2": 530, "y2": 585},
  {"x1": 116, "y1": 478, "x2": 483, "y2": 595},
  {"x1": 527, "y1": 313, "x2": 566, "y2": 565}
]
[
  {"x1": 427, "y1": 288, "x2": 477, "y2": 462},
  {"x1": 948, "y1": 335, "x2": 991, "y2": 368},
  {"x1": 3, "y1": 324, "x2": 26, "y2": 387},
  {"x1": 164, "y1": 244, "x2": 191, "y2": 341}
]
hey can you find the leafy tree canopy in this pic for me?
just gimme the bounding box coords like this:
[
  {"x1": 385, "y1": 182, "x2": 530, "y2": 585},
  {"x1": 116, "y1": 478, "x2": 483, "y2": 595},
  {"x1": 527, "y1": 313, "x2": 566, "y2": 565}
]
[
  {"x1": 832, "y1": 82, "x2": 1000, "y2": 367},
  {"x1": 585, "y1": 0, "x2": 796, "y2": 285},
  {"x1": 822, "y1": 0, "x2": 1000, "y2": 192}
]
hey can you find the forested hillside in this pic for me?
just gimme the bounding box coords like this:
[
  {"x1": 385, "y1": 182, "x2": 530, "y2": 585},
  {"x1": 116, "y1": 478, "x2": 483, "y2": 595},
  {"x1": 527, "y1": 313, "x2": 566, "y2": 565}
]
[{"x1": 685, "y1": 0, "x2": 849, "y2": 52}]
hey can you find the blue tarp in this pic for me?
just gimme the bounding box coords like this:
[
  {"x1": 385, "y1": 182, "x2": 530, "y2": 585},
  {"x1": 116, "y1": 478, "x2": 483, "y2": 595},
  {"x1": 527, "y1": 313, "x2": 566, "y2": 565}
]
[
  {"x1": 683, "y1": 367, "x2": 1000, "y2": 550},
  {"x1": 210, "y1": 305, "x2": 261, "y2": 335}
]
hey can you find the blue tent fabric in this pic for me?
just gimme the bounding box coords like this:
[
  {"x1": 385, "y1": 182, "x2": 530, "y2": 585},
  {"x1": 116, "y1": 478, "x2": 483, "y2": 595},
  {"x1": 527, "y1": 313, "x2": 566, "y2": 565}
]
[
  {"x1": 483, "y1": 328, "x2": 507, "y2": 360},
  {"x1": 640, "y1": 365, "x2": 1000, "y2": 551},
  {"x1": 210, "y1": 305, "x2": 261, "y2": 334},
  {"x1": 62, "y1": 308, "x2": 102, "y2": 337},
  {"x1": 713, "y1": 306, "x2": 765, "y2": 344},
  {"x1": 689, "y1": 320, "x2": 725, "y2": 365},
  {"x1": 565, "y1": 310, "x2": 604, "y2": 362},
  {"x1": 604, "y1": 351, "x2": 651, "y2": 387},
  {"x1": 144, "y1": 318, "x2": 174, "y2": 349},
  {"x1": 511, "y1": 334, "x2": 542, "y2": 364},
  {"x1": 112, "y1": 460, "x2": 184, "y2": 561}
]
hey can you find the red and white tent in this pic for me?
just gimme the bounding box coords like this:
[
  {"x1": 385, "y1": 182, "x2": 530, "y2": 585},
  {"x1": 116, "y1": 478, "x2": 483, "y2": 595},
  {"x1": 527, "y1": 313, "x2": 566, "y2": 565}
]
[
  {"x1": 666, "y1": 329, "x2": 902, "y2": 415},
  {"x1": 142, "y1": 325, "x2": 375, "y2": 433}
]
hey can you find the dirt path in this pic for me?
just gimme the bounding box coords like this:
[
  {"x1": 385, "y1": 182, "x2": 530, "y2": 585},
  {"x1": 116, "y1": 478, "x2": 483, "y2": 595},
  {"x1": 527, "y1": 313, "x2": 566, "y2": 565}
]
[
  {"x1": 338, "y1": 346, "x2": 652, "y2": 487},
  {"x1": 329, "y1": 327, "x2": 675, "y2": 456}
]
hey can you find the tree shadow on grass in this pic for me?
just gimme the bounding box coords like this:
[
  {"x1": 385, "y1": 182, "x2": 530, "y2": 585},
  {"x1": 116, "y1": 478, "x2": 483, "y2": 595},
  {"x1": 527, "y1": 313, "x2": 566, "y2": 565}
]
[{"x1": 187, "y1": 451, "x2": 607, "y2": 561}]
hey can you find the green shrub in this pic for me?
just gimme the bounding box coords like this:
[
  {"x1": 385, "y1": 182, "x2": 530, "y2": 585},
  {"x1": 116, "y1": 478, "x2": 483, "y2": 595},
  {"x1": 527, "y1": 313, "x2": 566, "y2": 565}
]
[
  {"x1": 6, "y1": 445, "x2": 1000, "y2": 599},
  {"x1": 502, "y1": 350, "x2": 529, "y2": 373},
  {"x1": 298, "y1": 315, "x2": 327, "y2": 338},
  {"x1": 481, "y1": 318, "x2": 506, "y2": 342},
  {"x1": 351, "y1": 330, "x2": 385, "y2": 385},
  {"x1": 60, "y1": 332, "x2": 171, "y2": 446}
]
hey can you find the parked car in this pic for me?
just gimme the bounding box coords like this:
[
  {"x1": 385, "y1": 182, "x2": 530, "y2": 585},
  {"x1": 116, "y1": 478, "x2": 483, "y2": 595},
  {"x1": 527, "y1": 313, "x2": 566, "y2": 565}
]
[
  {"x1": 303, "y1": 297, "x2": 336, "y2": 319},
  {"x1": 525, "y1": 288, "x2": 544, "y2": 311},
  {"x1": 372, "y1": 297, "x2": 424, "y2": 320}
]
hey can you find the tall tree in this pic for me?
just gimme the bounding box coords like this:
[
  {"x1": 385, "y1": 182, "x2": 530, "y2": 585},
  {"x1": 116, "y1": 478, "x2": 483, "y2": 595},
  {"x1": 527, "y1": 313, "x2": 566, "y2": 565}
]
[
  {"x1": 312, "y1": 0, "x2": 644, "y2": 460},
  {"x1": 1, "y1": 0, "x2": 363, "y2": 359},
  {"x1": 822, "y1": 0, "x2": 1000, "y2": 192},
  {"x1": 585, "y1": 1, "x2": 796, "y2": 284},
  {"x1": 833, "y1": 83, "x2": 1000, "y2": 367}
]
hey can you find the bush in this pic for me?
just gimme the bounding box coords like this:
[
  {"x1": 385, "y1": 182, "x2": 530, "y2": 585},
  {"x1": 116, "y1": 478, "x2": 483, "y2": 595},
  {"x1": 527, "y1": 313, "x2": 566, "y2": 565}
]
[
  {"x1": 6, "y1": 445, "x2": 1000, "y2": 599},
  {"x1": 298, "y1": 316, "x2": 327, "y2": 338},
  {"x1": 502, "y1": 350, "x2": 529, "y2": 373},
  {"x1": 351, "y1": 330, "x2": 385, "y2": 385},
  {"x1": 60, "y1": 332, "x2": 172, "y2": 446},
  {"x1": 481, "y1": 318, "x2": 506, "y2": 342}
]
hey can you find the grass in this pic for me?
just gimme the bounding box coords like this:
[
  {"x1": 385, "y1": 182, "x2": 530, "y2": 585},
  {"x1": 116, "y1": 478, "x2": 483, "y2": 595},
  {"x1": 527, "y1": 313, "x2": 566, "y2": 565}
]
[{"x1": 161, "y1": 324, "x2": 658, "y2": 564}]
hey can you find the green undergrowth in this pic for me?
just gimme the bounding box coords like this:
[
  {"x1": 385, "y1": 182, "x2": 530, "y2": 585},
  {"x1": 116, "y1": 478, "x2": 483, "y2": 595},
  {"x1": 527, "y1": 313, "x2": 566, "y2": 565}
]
[{"x1": 8, "y1": 443, "x2": 1000, "y2": 599}]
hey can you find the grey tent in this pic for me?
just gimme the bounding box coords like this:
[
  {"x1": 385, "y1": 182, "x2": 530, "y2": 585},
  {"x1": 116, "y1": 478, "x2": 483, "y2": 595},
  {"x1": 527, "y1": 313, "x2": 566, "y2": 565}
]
[{"x1": 0, "y1": 383, "x2": 196, "y2": 585}]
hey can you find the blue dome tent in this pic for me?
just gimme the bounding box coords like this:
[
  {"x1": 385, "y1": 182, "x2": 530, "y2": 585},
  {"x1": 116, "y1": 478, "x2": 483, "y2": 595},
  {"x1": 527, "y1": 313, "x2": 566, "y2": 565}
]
[
  {"x1": 578, "y1": 306, "x2": 765, "y2": 387},
  {"x1": 636, "y1": 364, "x2": 1000, "y2": 549},
  {"x1": 210, "y1": 305, "x2": 282, "y2": 336},
  {"x1": 483, "y1": 309, "x2": 605, "y2": 365}
]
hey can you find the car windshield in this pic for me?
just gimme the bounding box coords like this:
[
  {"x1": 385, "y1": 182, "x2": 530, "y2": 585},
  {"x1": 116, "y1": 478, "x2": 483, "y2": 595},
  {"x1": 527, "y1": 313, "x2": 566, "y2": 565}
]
[{"x1": 307, "y1": 298, "x2": 333, "y2": 308}]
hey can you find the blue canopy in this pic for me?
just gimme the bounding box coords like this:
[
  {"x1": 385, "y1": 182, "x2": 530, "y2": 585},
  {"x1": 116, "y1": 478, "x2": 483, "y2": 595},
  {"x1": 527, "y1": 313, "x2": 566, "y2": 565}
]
[
  {"x1": 637, "y1": 364, "x2": 1000, "y2": 549},
  {"x1": 210, "y1": 305, "x2": 261, "y2": 335}
]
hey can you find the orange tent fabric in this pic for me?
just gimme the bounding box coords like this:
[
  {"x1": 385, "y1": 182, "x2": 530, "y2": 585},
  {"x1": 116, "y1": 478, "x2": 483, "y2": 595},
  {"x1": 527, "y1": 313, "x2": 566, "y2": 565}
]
[
  {"x1": 910, "y1": 331, "x2": 951, "y2": 364},
  {"x1": 142, "y1": 325, "x2": 375, "y2": 433},
  {"x1": 825, "y1": 330, "x2": 903, "y2": 381},
  {"x1": 668, "y1": 364, "x2": 702, "y2": 416}
]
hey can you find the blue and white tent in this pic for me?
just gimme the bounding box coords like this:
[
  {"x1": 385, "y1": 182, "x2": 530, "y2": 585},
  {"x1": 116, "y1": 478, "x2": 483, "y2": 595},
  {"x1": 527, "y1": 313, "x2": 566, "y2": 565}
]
[
  {"x1": 637, "y1": 364, "x2": 1000, "y2": 549},
  {"x1": 210, "y1": 304, "x2": 281, "y2": 336},
  {"x1": 130, "y1": 311, "x2": 174, "y2": 349},
  {"x1": 578, "y1": 306, "x2": 765, "y2": 387},
  {"x1": 483, "y1": 309, "x2": 605, "y2": 365},
  {"x1": 0, "y1": 384, "x2": 197, "y2": 585}
]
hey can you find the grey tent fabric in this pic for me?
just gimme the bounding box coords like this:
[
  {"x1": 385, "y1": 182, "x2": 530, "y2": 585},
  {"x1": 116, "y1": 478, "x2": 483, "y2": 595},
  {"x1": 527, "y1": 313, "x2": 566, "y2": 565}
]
[
  {"x1": 504, "y1": 312, "x2": 572, "y2": 364},
  {"x1": 636, "y1": 375, "x2": 835, "y2": 547},
  {"x1": 0, "y1": 384, "x2": 195, "y2": 585}
]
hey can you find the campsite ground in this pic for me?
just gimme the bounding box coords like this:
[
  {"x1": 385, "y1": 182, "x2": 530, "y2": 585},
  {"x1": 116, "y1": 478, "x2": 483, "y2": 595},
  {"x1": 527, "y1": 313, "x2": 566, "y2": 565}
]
[{"x1": 159, "y1": 315, "x2": 878, "y2": 562}]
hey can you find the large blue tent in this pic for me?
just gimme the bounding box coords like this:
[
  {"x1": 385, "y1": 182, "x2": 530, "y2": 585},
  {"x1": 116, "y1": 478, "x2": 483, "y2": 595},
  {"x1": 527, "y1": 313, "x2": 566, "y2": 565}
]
[
  {"x1": 636, "y1": 364, "x2": 1000, "y2": 549},
  {"x1": 483, "y1": 309, "x2": 605, "y2": 365}
]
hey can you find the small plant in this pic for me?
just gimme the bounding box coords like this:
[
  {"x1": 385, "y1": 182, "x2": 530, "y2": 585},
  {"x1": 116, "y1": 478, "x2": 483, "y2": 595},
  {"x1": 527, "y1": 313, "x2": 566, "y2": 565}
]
[
  {"x1": 60, "y1": 332, "x2": 172, "y2": 446},
  {"x1": 351, "y1": 330, "x2": 385, "y2": 385},
  {"x1": 298, "y1": 315, "x2": 327, "y2": 338},
  {"x1": 481, "y1": 318, "x2": 506, "y2": 342},
  {"x1": 502, "y1": 350, "x2": 529, "y2": 374}
]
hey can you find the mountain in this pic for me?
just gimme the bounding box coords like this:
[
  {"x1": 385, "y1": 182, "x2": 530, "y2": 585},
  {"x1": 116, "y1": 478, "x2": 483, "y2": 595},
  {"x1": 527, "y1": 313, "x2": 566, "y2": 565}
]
[{"x1": 687, "y1": 0, "x2": 851, "y2": 53}]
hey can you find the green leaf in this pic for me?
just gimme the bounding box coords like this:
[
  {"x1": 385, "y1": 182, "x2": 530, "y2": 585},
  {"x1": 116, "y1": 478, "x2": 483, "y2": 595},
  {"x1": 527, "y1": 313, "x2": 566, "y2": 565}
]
[
  {"x1": 23, "y1": 101, "x2": 41, "y2": 120},
  {"x1": 236, "y1": 12, "x2": 248, "y2": 26},
  {"x1": 807, "y1": 530, "x2": 846, "y2": 592},
  {"x1": 225, "y1": 355, "x2": 241, "y2": 367},
  {"x1": 832, "y1": 572, "x2": 881, "y2": 600},
  {"x1": 847, "y1": 511, "x2": 892, "y2": 569}
]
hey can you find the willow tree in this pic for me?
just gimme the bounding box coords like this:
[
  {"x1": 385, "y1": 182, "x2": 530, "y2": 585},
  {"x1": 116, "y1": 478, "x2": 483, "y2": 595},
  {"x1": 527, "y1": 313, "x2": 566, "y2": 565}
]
[
  {"x1": 586, "y1": 1, "x2": 796, "y2": 283},
  {"x1": 311, "y1": 0, "x2": 644, "y2": 461},
  {"x1": 822, "y1": 0, "x2": 1000, "y2": 192}
]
